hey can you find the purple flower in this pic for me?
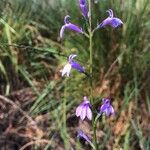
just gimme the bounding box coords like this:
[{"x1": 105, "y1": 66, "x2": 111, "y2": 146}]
[
  {"x1": 79, "y1": 0, "x2": 89, "y2": 19},
  {"x1": 77, "y1": 130, "x2": 92, "y2": 144},
  {"x1": 61, "y1": 54, "x2": 85, "y2": 77},
  {"x1": 97, "y1": 9, "x2": 123, "y2": 28},
  {"x1": 76, "y1": 96, "x2": 92, "y2": 120},
  {"x1": 60, "y1": 15, "x2": 83, "y2": 39},
  {"x1": 99, "y1": 98, "x2": 115, "y2": 116}
]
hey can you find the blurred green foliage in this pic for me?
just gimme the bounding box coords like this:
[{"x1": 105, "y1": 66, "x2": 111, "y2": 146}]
[{"x1": 0, "y1": 0, "x2": 149, "y2": 149}]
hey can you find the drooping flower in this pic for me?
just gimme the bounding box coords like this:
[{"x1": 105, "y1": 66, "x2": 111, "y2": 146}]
[
  {"x1": 77, "y1": 130, "x2": 92, "y2": 144},
  {"x1": 60, "y1": 15, "x2": 83, "y2": 39},
  {"x1": 61, "y1": 54, "x2": 85, "y2": 77},
  {"x1": 76, "y1": 96, "x2": 92, "y2": 120},
  {"x1": 79, "y1": 0, "x2": 89, "y2": 19},
  {"x1": 99, "y1": 98, "x2": 115, "y2": 116},
  {"x1": 97, "y1": 9, "x2": 123, "y2": 28}
]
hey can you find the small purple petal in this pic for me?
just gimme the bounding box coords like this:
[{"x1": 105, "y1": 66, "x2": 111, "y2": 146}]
[
  {"x1": 76, "y1": 105, "x2": 82, "y2": 117},
  {"x1": 104, "y1": 107, "x2": 111, "y2": 116},
  {"x1": 80, "y1": 106, "x2": 86, "y2": 120},
  {"x1": 77, "y1": 130, "x2": 92, "y2": 144},
  {"x1": 98, "y1": 18, "x2": 112, "y2": 28},
  {"x1": 64, "y1": 15, "x2": 71, "y2": 24},
  {"x1": 65, "y1": 23, "x2": 83, "y2": 33},
  {"x1": 100, "y1": 104, "x2": 108, "y2": 113},
  {"x1": 71, "y1": 61, "x2": 85, "y2": 73},
  {"x1": 106, "y1": 9, "x2": 113, "y2": 18},
  {"x1": 86, "y1": 107, "x2": 92, "y2": 120},
  {"x1": 110, "y1": 105, "x2": 115, "y2": 115},
  {"x1": 110, "y1": 18, "x2": 123, "y2": 28}
]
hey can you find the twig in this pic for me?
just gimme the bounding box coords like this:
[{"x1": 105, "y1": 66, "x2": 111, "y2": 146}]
[
  {"x1": 19, "y1": 139, "x2": 52, "y2": 150},
  {"x1": 103, "y1": 58, "x2": 118, "y2": 79},
  {"x1": 0, "y1": 43, "x2": 68, "y2": 58},
  {"x1": 0, "y1": 95, "x2": 35, "y2": 124}
]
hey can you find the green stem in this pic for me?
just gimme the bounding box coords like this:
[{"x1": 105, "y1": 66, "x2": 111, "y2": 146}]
[
  {"x1": 63, "y1": 78, "x2": 67, "y2": 127},
  {"x1": 88, "y1": 0, "x2": 93, "y2": 104},
  {"x1": 88, "y1": 0, "x2": 98, "y2": 149}
]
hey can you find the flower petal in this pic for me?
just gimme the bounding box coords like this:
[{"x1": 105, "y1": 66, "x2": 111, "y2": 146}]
[
  {"x1": 106, "y1": 9, "x2": 114, "y2": 18},
  {"x1": 66, "y1": 23, "x2": 83, "y2": 33},
  {"x1": 100, "y1": 104, "x2": 107, "y2": 113},
  {"x1": 104, "y1": 108, "x2": 111, "y2": 116},
  {"x1": 110, "y1": 105, "x2": 115, "y2": 116},
  {"x1": 110, "y1": 18, "x2": 123, "y2": 28},
  {"x1": 64, "y1": 15, "x2": 71, "y2": 24},
  {"x1": 77, "y1": 130, "x2": 92, "y2": 144},
  {"x1": 76, "y1": 105, "x2": 82, "y2": 117},
  {"x1": 71, "y1": 61, "x2": 85, "y2": 73},
  {"x1": 98, "y1": 18, "x2": 112, "y2": 28},
  {"x1": 69, "y1": 54, "x2": 77, "y2": 61},
  {"x1": 80, "y1": 106, "x2": 86, "y2": 120},
  {"x1": 61, "y1": 63, "x2": 72, "y2": 77},
  {"x1": 60, "y1": 25, "x2": 66, "y2": 39},
  {"x1": 86, "y1": 107, "x2": 92, "y2": 120}
]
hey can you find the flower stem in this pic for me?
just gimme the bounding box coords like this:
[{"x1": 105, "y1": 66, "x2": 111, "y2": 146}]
[{"x1": 88, "y1": 0, "x2": 98, "y2": 149}]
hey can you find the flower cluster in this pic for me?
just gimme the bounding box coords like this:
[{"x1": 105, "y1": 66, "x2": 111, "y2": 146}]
[
  {"x1": 60, "y1": 2, "x2": 123, "y2": 39},
  {"x1": 76, "y1": 97, "x2": 114, "y2": 121},
  {"x1": 60, "y1": 0, "x2": 122, "y2": 148}
]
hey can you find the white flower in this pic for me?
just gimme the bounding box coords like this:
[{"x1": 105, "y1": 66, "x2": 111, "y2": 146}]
[{"x1": 61, "y1": 63, "x2": 72, "y2": 77}]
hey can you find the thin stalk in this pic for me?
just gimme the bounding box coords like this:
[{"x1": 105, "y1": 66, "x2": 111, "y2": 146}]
[
  {"x1": 63, "y1": 78, "x2": 67, "y2": 127},
  {"x1": 63, "y1": 78, "x2": 70, "y2": 150},
  {"x1": 88, "y1": 0, "x2": 93, "y2": 104},
  {"x1": 88, "y1": 0, "x2": 98, "y2": 149}
]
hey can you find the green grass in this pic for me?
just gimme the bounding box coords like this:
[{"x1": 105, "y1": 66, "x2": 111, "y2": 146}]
[{"x1": 0, "y1": 0, "x2": 149, "y2": 149}]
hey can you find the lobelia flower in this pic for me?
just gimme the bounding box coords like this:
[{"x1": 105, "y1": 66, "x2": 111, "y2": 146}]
[
  {"x1": 79, "y1": 0, "x2": 89, "y2": 19},
  {"x1": 61, "y1": 54, "x2": 85, "y2": 77},
  {"x1": 76, "y1": 96, "x2": 92, "y2": 120},
  {"x1": 60, "y1": 15, "x2": 83, "y2": 39},
  {"x1": 99, "y1": 98, "x2": 115, "y2": 116},
  {"x1": 77, "y1": 130, "x2": 92, "y2": 144},
  {"x1": 97, "y1": 9, "x2": 123, "y2": 28}
]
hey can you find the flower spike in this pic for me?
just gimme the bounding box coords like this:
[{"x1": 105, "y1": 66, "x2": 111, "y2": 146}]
[
  {"x1": 60, "y1": 15, "x2": 83, "y2": 39},
  {"x1": 97, "y1": 9, "x2": 123, "y2": 29},
  {"x1": 61, "y1": 54, "x2": 85, "y2": 77}
]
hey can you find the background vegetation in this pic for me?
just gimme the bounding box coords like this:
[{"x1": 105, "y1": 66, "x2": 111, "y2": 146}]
[{"x1": 0, "y1": 0, "x2": 149, "y2": 149}]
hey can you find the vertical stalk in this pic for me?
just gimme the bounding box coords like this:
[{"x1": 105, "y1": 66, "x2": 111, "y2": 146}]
[
  {"x1": 88, "y1": 0, "x2": 98, "y2": 149},
  {"x1": 63, "y1": 78, "x2": 67, "y2": 127},
  {"x1": 63, "y1": 78, "x2": 70, "y2": 150},
  {"x1": 88, "y1": 0, "x2": 93, "y2": 104}
]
